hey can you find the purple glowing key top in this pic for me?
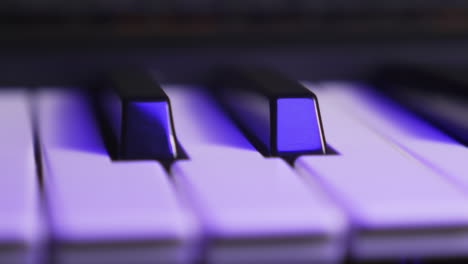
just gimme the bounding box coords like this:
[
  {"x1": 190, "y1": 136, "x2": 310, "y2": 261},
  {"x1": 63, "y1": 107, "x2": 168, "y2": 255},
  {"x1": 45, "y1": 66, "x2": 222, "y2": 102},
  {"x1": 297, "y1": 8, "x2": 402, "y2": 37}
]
[
  {"x1": 0, "y1": 90, "x2": 44, "y2": 264},
  {"x1": 295, "y1": 83, "x2": 468, "y2": 261},
  {"x1": 164, "y1": 85, "x2": 347, "y2": 263},
  {"x1": 97, "y1": 69, "x2": 178, "y2": 160},
  {"x1": 37, "y1": 89, "x2": 196, "y2": 264},
  {"x1": 212, "y1": 67, "x2": 326, "y2": 156}
]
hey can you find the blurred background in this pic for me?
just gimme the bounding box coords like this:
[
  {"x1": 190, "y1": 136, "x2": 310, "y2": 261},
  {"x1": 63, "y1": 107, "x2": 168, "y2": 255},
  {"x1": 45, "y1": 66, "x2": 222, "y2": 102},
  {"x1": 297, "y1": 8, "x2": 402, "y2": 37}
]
[{"x1": 1, "y1": 0, "x2": 468, "y2": 85}]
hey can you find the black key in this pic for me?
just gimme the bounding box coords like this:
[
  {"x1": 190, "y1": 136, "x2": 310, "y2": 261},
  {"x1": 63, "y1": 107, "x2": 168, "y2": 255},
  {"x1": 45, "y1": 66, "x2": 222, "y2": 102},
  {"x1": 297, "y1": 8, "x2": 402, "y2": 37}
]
[
  {"x1": 96, "y1": 69, "x2": 178, "y2": 160},
  {"x1": 211, "y1": 67, "x2": 326, "y2": 157}
]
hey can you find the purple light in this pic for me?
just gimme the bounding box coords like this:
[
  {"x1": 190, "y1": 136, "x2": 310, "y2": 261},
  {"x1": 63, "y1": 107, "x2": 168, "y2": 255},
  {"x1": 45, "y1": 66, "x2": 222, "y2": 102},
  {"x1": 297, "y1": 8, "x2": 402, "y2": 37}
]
[
  {"x1": 276, "y1": 98, "x2": 323, "y2": 152},
  {"x1": 221, "y1": 89, "x2": 271, "y2": 150},
  {"x1": 125, "y1": 101, "x2": 176, "y2": 158}
]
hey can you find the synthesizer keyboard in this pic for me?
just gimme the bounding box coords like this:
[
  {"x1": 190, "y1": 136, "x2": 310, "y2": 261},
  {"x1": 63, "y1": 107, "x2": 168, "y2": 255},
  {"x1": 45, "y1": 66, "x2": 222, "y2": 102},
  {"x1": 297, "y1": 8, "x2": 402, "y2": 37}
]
[{"x1": 2, "y1": 67, "x2": 468, "y2": 264}]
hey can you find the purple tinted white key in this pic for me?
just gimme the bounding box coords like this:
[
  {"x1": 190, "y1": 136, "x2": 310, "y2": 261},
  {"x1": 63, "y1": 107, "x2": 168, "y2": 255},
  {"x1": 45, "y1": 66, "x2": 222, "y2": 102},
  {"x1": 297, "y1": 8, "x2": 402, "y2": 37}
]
[
  {"x1": 323, "y1": 82, "x2": 468, "y2": 192},
  {"x1": 164, "y1": 85, "x2": 347, "y2": 263},
  {"x1": 163, "y1": 86, "x2": 264, "y2": 161},
  {"x1": 38, "y1": 88, "x2": 108, "y2": 157},
  {"x1": 37, "y1": 89, "x2": 196, "y2": 264},
  {"x1": 295, "y1": 83, "x2": 468, "y2": 260},
  {"x1": 0, "y1": 91, "x2": 44, "y2": 264}
]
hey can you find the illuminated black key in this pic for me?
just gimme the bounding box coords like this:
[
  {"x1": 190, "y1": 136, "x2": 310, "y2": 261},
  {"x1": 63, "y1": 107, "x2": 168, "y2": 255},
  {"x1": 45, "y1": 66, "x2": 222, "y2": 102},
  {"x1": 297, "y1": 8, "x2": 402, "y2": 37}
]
[
  {"x1": 97, "y1": 69, "x2": 178, "y2": 160},
  {"x1": 212, "y1": 67, "x2": 326, "y2": 156}
]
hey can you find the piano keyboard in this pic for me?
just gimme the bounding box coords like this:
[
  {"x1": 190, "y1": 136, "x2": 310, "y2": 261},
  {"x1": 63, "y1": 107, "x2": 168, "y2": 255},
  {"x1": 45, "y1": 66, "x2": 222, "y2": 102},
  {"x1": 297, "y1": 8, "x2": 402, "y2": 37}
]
[{"x1": 2, "y1": 68, "x2": 468, "y2": 264}]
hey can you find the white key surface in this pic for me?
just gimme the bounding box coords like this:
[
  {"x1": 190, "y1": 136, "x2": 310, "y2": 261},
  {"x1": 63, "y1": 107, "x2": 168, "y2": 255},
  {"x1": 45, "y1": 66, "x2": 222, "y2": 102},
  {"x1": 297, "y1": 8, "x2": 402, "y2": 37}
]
[
  {"x1": 165, "y1": 85, "x2": 347, "y2": 263},
  {"x1": 294, "y1": 83, "x2": 468, "y2": 260},
  {"x1": 164, "y1": 86, "x2": 265, "y2": 161},
  {"x1": 324, "y1": 83, "x2": 468, "y2": 192},
  {"x1": 0, "y1": 90, "x2": 43, "y2": 264},
  {"x1": 37, "y1": 89, "x2": 195, "y2": 264}
]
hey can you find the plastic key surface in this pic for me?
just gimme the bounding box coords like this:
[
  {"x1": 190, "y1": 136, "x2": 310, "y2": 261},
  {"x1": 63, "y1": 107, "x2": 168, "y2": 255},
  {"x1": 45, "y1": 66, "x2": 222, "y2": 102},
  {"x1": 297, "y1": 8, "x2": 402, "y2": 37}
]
[
  {"x1": 0, "y1": 90, "x2": 43, "y2": 264},
  {"x1": 322, "y1": 83, "x2": 468, "y2": 209},
  {"x1": 212, "y1": 67, "x2": 326, "y2": 156},
  {"x1": 164, "y1": 85, "x2": 347, "y2": 264},
  {"x1": 97, "y1": 69, "x2": 178, "y2": 160},
  {"x1": 37, "y1": 89, "x2": 195, "y2": 264},
  {"x1": 295, "y1": 83, "x2": 468, "y2": 260}
]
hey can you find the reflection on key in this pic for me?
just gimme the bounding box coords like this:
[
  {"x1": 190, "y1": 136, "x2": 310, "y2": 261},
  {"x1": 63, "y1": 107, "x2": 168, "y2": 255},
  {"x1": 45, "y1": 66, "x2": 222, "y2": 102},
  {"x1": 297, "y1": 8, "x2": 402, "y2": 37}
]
[
  {"x1": 295, "y1": 83, "x2": 468, "y2": 261},
  {"x1": 0, "y1": 90, "x2": 44, "y2": 264},
  {"x1": 212, "y1": 67, "x2": 326, "y2": 156},
  {"x1": 37, "y1": 89, "x2": 195, "y2": 264},
  {"x1": 97, "y1": 69, "x2": 178, "y2": 160},
  {"x1": 164, "y1": 85, "x2": 347, "y2": 263}
]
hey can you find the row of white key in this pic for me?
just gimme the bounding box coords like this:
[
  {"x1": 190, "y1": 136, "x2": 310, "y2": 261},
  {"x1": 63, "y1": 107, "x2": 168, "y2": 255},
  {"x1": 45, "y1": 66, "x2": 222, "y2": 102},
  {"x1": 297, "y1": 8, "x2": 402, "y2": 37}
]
[
  {"x1": 321, "y1": 82, "x2": 468, "y2": 191},
  {"x1": 165, "y1": 86, "x2": 347, "y2": 263},
  {"x1": 4, "y1": 83, "x2": 468, "y2": 263},
  {"x1": 35, "y1": 87, "x2": 348, "y2": 264},
  {"x1": 298, "y1": 83, "x2": 468, "y2": 260}
]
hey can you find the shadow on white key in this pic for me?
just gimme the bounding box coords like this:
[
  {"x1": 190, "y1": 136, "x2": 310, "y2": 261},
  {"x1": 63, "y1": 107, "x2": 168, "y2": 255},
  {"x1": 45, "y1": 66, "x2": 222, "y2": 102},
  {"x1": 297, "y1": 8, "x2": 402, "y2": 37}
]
[
  {"x1": 295, "y1": 83, "x2": 468, "y2": 261},
  {"x1": 164, "y1": 86, "x2": 265, "y2": 161},
  {"x1": 164, "y1": 85, "x2": 347, "y2": 264},
  {"x1": 37, "y1": 89, "x2": 196, "y2": 264},
  {"x1": 0, "y1": 91, "x2": 44, "y2": 264}
]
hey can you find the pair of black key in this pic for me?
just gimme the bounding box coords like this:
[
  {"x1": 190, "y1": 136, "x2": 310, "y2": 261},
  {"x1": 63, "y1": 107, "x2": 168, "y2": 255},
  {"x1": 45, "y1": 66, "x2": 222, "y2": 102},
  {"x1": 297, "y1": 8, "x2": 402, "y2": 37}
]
[{"x1": 96, "y1": 67, "x2": 327, "y2": 160}]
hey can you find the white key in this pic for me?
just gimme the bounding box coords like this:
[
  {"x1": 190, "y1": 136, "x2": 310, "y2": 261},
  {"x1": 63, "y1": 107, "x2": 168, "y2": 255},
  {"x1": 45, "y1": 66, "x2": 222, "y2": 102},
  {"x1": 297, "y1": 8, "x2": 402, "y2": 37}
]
[
  {"x1": 164, "y1": 85, "x2": 347, "y2": 263},
  {"x1": 164, "y1": 86, "x2": 264, "y2": 161},
  {"x1": 0, "y1": 91, "x2": 43, "y2": 264},
  {"x1": 295, "y1": 83, "x2": 468, "y2": 260},
  {"x1": 37, "y1": 89, "x2": 196, "y2": 264},
  {"x1": 323, "y1": 83, "x2": 468, "y2": 191}
]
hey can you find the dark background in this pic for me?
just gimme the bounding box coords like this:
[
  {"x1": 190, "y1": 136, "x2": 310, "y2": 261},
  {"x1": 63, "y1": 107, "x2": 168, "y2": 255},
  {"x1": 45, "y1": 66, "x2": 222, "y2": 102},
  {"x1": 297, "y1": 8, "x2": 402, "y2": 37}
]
[{"x1": 2, "y1": 0, "x2": 468, "y2": 85}]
